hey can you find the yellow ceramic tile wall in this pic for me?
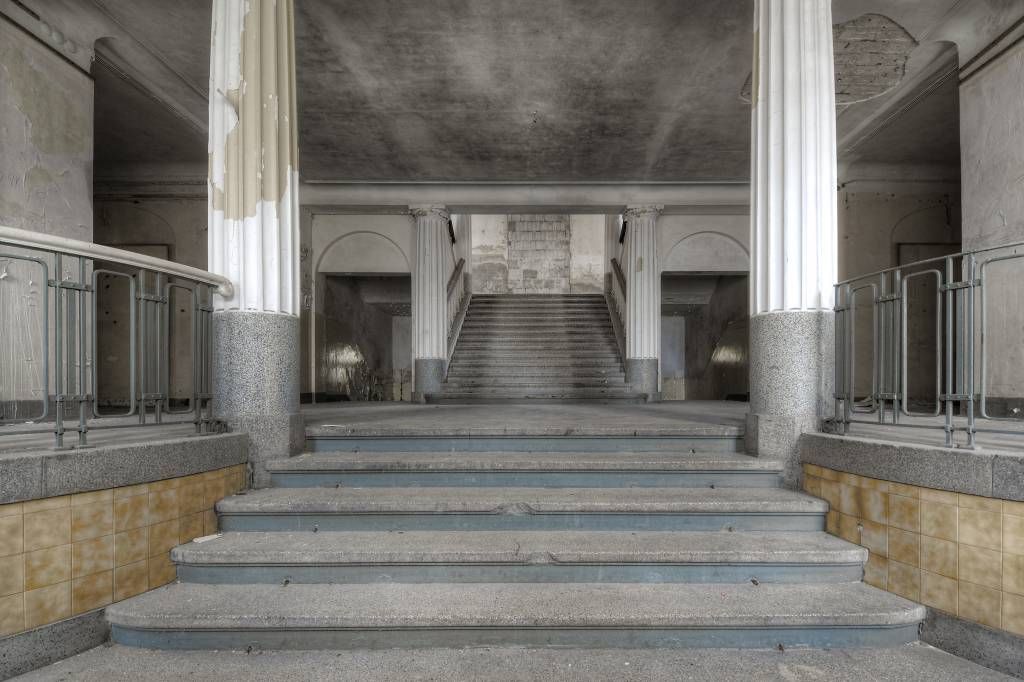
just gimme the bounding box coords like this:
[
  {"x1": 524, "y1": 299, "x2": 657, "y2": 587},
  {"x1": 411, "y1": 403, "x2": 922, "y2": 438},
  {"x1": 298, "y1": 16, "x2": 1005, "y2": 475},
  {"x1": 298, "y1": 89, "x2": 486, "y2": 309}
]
[
  {"x1": 0, "y1": 464, "x2": 246, "y2": 638},
  {"x1": 803, "y1": 464, "x2": 1024, "y2": 638}
]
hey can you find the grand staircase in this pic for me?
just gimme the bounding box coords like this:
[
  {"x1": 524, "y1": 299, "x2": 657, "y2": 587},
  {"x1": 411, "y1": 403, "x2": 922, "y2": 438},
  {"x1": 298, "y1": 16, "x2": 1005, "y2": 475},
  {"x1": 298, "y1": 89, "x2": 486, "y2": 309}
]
[
  {"x1": 106, "y1": 424, "x2": 925, "y2": 651},
  {"x1": 432, "y1": 294, "x2": 644, "y2": 403}
]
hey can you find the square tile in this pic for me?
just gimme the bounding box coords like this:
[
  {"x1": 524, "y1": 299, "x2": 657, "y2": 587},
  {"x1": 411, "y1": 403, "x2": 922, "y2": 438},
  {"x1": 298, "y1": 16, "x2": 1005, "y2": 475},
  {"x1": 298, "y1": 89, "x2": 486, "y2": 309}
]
[
  {"x1": 113, "y1": 560, "x2": 148, "y2": 602},
  {"x1": 115, "y1": 527, "x2": 149, "y2": 567},
  {"x1": 0, "y1": 503, "x2": 22, "y2": 518},
  {"x1": 203, "y1": 509, "x2": 218, "y2": 536},
  {"x1": 864, "y1": 552, "x2": 887, "y2": 590},
  {"x1": 858, "y1": 488, "x2": 888, "y2": 524},
  {"x1": 1004, "y1": 501, "x2": 1024, "y2": 518},
  {"x1": 148, "y1": 489, "x2": 180, "y2": 525},
  {"x1": 1004, "y1": 552, "x2": 1024, "y2": 596},
  {"x1": 1004, "y1": 591, "x2": 1024, "y2": 637},
  {"x1": 802, "y1": 475, "x2": 821, "y2": 498},
  {"x1": 148, "y1": 519, "x2": 180, "y2": 558},
  {"x1": 921, "y1": 570, "x2": 957, "y2": 614},
  {"x1": 889, "y1": 482, "x2": 920, "y2": 499},
  {"x1": 860, "y1": 519, "x2": 887, "y2": 557},
  {"x1": 71, "y1": 501, "x2": 113, "y2": 542},
  {"x1": 959, "y1": 508, "x2": 1001, "y2": 551},
  {"x1": 818, "y1": 467, "x2": 840, "y2": 482},
  {"x1": 0, "y1": 515, "x2": 23, "y2": 557},
  {"x1": 23, "y1": 508, "x2": 70, "y2": 552},
  {"x1": 804, "y1": 463, "x2": 823, "y2": 477},
  {"x1": 921, "y1": 501, "x2": 957, "y2": 542},
  {"x1": 839, "y1": 484, "x2": 862, "y2": 517},
  {"x1": 150, "y1": 477, "x2": 181, "y2": 493},
  {"x1": 839, "y1": 472, "x2": 866, "y2": 488},
  {"x1": 826, "y1": 510, "x2": 839, "y2": 536},
  {"x1": 72, "y1": 570, "x2": 112, "y2": 615},
  {"x1": 819, "y1": 480, "x2": 841, "y2": 511},
  {"x1": 959, "y1": 494, "x2": 1002, "y2": 513},
  {"x1": 839, "y1": 513, "x2": 860, "y2": 545},
  {"x1": 0, "y1": 554, "x2": 24, "y2": 596},
  {"x1": 24, "y1": 582, "x2": 70, "y2": 629},
  {"x1": 72, "y1": 535, "x2": 114, "y2": 579},
  {"x1": 148, "y1": 553, "x2": 176, "y2": 588},
  {"x1": 179, "y1": 483, "x2": 206, "y2": 516},
  {"x1": 920, "y1": 488, "x2": 958, "y2": 506},
  {"x1": 887, "y1": 559, "x2": 921, "y2": 601},
  {"x1": 23, "y1": 496, "x2": 69, "y2": 514},
  {"x1": 958, "y1": 580, "x2": 1001, "y2": 629},
  {"x1": 179, "y1": 512, "x2": 205, "y2": 544},
  {"x1": 921, "y1": 536, "x2": 957, "y2": 579},
  {"x1": 24, "y1": 545, "x2": 71, "y2": 590},
  {"x1": 1004, "y1": 513, "x2": 1024, "y2": 556},
  {"x1": 71, "y1": 490, "x2": 112, "y2": 507},
  {"x1": 113, "y1": 483, "x2": 149, "y2": 500},
  {"x1": 0, "y1": 593, "x2": 24, "y2": 636},
  {"x1": 888, "y1": 494, "x2": 920, "y2": 533},
  {"x1": 203, "y1": 476, "x2": 229, "y2": 509},
  {"x1": 887, "y1": 527, "x2": 920, "y2": 567},
  {"x1": 114, "y1": 494, "x2": 149, "y2": 532},
  {"x1": 959, "y1": 544, "x2": 1002, "y2": 589}
]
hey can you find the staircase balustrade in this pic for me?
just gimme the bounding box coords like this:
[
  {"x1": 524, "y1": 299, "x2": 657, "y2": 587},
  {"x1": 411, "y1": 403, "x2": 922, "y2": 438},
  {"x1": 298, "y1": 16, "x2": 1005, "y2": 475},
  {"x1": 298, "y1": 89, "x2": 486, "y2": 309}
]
[{"x1": 445, "y1": 257, "x2": 470, "y2": 363}]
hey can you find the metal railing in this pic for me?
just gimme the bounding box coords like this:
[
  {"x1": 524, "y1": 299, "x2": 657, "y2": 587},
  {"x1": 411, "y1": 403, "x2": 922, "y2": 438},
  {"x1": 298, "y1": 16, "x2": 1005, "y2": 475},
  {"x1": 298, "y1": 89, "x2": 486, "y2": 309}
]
[
  {"x1": 609, "y1": 257, "x2": 627, "y2": 335},
  {"x1": 833, "y1": 240, "x2": 1024, "y2": 447},
  {"x1": 445, "y1": 257, "x2": 469, "y2": 361},
  {"x1": 0, "y1": 225, "x2": 233, "y2": 448}
]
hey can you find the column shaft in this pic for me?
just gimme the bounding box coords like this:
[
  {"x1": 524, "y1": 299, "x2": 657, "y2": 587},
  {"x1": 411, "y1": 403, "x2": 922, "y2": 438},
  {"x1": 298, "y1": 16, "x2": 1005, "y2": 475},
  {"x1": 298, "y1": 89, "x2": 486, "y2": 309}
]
[
  {"x1": 411, "y1": 205, "x2": 450, "y2": 399},
  {"x1": 748, "y1": 0, "x2": 838, "y2": 486},
  {"x1": 208, "y1": 0, "x2": 301, "y2": 486},
  {"x1": 623, "y1": 205, "x2": 662, "y2": 400}
]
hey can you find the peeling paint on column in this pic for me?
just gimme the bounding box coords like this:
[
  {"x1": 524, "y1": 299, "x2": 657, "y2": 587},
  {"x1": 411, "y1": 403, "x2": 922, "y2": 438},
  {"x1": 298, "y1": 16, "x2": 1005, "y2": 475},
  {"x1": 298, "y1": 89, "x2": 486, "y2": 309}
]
[{"x1": 209, "y1": 0, "x2": 300, "y2": 314}]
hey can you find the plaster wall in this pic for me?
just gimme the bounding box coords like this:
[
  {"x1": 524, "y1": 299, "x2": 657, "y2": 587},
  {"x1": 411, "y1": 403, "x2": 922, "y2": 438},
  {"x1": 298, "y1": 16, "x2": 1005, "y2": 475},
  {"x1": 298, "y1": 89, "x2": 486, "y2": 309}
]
[
  {"x1": 470, "y1": 214, "x2": 509, "y2": 294},
  {"x1": 960, "y1": 41, "x2": 1024, "y2": 404},
  {"x1": 312, "y1": 214, "x2": 413, "y2": 276},
  {"x1": 569, "y1": 215, "x2": 605, "y2": 293},
  {"x1": 658, "y1": 214, "x2": 750, "y2": 273}
]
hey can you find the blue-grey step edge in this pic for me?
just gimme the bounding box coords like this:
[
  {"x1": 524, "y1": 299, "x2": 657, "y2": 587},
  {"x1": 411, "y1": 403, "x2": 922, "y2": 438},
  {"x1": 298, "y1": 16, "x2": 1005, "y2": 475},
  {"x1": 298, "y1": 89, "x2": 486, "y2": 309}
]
[
  {"x1": 106, "y1": 582, "x2": 925, "y2": 651},
  {"x1": 171, "y1": 530, "x2": 866, "y2": 584}
]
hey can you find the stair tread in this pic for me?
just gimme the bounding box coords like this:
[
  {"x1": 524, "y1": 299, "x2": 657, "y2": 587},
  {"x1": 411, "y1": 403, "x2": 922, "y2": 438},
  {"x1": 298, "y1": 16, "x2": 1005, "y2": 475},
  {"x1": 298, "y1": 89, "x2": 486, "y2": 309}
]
[
  {"x1": 173, "y1": 530, "x2": 865, "y2": 566},
  {"x1": 267, "y1": 451, "x2": 781, "y2": 472},
  {"x1": 106, "y1": 581, "x2": 923, "y2": 630},
  {"x1": 217, "y1": 487, "x2": 826, "y2": 515}
]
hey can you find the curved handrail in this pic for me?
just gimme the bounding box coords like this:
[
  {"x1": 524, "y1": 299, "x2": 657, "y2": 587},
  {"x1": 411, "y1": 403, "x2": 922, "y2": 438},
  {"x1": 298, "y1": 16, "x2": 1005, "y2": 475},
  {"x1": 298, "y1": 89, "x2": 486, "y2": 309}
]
[
  {"x1": 447, "y1": 258, "x2": 466, "y2": 299},
  {"x1": 0, "y1": 225, "x2": 234, "y2": 298},
  {"x1": 836, "y1": 239, "x2": 1024, "y2": 287},
  {"x1": 611, "y1": 257, "x2": 627, "y2": 294}
]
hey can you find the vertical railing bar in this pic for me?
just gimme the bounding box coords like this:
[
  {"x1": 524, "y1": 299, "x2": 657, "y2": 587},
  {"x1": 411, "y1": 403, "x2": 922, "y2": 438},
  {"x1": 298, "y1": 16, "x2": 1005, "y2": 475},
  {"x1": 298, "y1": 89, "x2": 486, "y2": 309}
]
[
  {"x1": 77, "y1": 257, "x2": 88, "y2": 447},
  {"x1": 155, "y1": 272, "x2": 164, "y2": 424},
  {"x1": 943, "y1": 256, "x2": 954, "y2": 446},
  {"x1": 53, "y1": 253, "x2": 64, "y2": 448},
  {"x1": 965, "y1": 254, "x2": 977, "y2": 448}
]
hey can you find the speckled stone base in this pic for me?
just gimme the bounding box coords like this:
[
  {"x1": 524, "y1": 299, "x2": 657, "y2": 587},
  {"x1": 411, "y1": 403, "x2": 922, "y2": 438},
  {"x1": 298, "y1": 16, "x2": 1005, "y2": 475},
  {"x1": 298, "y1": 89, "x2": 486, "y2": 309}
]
[
  {"x1": 213, "y1": 311, "x2": 301, "y2": 487},
  {"x1": 415, "y1": 358, "x2": 445, "y2": 402},
  {"x1": 626, "y1": 358, "x2": 659, "y2": 402},
  {"x1": 747, "y1": 310, "x2": 834, "y2": 488}
]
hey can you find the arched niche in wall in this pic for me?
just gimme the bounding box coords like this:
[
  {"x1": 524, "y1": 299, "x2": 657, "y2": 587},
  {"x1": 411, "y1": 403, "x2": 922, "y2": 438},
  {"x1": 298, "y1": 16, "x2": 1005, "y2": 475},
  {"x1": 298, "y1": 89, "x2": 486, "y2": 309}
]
[
  {"x1": 315, "y1": 231, "x2": 411, "y2": 275},
  {"x1": 662, "y1": 231, "x2": 750, "y2": 273}
]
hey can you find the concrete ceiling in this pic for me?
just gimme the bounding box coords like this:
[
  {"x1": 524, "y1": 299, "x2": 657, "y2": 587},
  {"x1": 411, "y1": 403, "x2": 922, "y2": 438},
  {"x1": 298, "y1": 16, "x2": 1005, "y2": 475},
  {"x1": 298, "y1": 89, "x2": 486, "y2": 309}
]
[{"x1": 85, "y1": 0, "x2": 975, "y2": 184}]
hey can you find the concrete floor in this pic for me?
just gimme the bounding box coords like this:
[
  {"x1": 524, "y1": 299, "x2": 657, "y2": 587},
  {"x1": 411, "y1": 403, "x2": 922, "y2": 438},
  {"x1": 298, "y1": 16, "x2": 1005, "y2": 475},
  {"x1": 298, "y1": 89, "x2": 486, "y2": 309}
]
[{"x1": 14, "y1": 643, "x2": 1010, "y2": 681}]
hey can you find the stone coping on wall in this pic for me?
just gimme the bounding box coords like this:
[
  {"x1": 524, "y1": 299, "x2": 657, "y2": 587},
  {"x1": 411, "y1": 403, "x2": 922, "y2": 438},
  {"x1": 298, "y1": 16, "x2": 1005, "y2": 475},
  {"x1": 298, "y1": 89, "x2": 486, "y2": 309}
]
[
  {"x1": 0, "y1": 433, "x2": 249, "y2": 505},
  {"x1": 800, "y1": 432, "x2": 1024, "y2": 501}
]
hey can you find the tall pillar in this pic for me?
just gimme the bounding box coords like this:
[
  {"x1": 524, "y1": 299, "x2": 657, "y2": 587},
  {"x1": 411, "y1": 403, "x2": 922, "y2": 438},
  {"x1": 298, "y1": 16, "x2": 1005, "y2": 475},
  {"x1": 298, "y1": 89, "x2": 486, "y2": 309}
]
[
  {"x1": 623, "y1": 205, "x2": 662, "y2": 401},
  {"x1": 411, "y1": 205, "x2": 450, "y2": 400},
  {"x1": 748, "y1": 0, "x2": 837, "y2": 487},
  {"x1": 208, "y1": 0, "x2": 301, "y2": 486}
]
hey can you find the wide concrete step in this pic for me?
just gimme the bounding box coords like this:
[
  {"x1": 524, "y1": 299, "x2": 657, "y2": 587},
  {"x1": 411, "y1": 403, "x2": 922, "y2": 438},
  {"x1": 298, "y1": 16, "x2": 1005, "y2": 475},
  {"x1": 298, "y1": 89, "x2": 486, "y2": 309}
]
[
  {"x1": 444, "y1": 379, "x2": 628, "y2": 389},
  {"x1": 216, "y1": 487, "x2": 826, "y2": 531},
  {"x1": 172, "y1": 530, "x2": 866, "y2": 584},
  {"x1": 446, "y1": 366, "x2": 624, "y2": 377},
  {"x1": 452, "y1": 351, "x2": 621, "y2": 359},
  {"x1": 431, "y1": 390, "x2": 643, "y2": 403},
  {"x1": 266, "y1": 451, "x2": 782, "y2": 487},
  {"x1": 107, "y1": 582, "x2": 925, "y2": 650}
]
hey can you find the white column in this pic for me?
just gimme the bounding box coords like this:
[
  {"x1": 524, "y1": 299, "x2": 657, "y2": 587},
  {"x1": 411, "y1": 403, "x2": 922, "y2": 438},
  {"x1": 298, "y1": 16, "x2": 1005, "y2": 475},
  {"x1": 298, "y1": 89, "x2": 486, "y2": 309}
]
[
  {"x1": 748, "y1": 0, "x2": 838, "y2": 486},
  {"x1": 623, "y1": 205, "x2": 662, "y2": 400},
  {"x1": 411, "y1": 205, "x2": 450, "y2": 398},
  {"x1": 208, "y1": 0, "x2": 301, "y2": 486}
]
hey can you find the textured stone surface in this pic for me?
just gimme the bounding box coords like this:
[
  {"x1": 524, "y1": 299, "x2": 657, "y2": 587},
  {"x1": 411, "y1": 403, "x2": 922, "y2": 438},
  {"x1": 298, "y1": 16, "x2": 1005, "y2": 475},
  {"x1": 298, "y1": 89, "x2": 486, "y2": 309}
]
[
  {"x1": 626, "y1": 358, "x2": 659, "y2": 402},
  {"x1": 16, "y1": 643, "x2": 1009, "y2": 681},
  {"x1": 921, "y1": 608, "x2": 1024, "y2": 679},
  {"x1": 217, "y1": 486, "x2": 827, "y2": 515},
  {"x1": 749, "y1": 311, "x2": 834, "y2": 418},
  {"x1": 105, "y1": 581, "x2": 924, "y2": 630},
  {"x1": 0, "y1": 434, "x2": 248, "y2": 505},
  {"x1": 747, "y1": 412, "x2": 820, "y2": 490},
  {"x1": 992, "y1": 454, "x2": 1024, "y2": 502},
  {"x1": 0, "y1": 610, "x2": 108, "y2": 680},
  {"x1": 413, "y1": 358, "x2": 444, "y2": 400},
  {"x1": 172, "y1": 530, "x2": 866, "y2": 566},
  {"x1": 799, "y1": 433, "x2": 997, "y2": 498}
]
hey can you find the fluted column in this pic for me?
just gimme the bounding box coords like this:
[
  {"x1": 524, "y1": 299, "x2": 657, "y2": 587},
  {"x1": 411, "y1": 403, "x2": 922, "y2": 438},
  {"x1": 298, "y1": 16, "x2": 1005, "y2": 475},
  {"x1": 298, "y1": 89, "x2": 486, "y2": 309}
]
[
  {"x1": 208, "y1": 0, "x2": 301, "y2": 486},
  {"x1": 411, "y1": 205, "x2": 450, "y2": 400},
  {"x1": 748, "y1": 0, "x2": 837, "y2": 486},
  {"x1": 623, "y1": 205, "x2": 662, "y2": 401}
]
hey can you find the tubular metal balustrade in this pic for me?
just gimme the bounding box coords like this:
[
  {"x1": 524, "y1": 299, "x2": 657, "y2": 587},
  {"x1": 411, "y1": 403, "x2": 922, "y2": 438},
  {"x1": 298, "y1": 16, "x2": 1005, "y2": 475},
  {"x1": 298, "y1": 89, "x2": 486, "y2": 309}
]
[
  {"x1": 833, "y1": 240, "x2": 1024, "y2": 448},
  {"x1": 0, "y1": 225, "x2": 233, "y2": 448},
  {"x1": 445, "y1": 257, "x2": 469, "y2": 362},
  {"x1": 609, "y1": 257, "x2": 628, "y2": 358}
]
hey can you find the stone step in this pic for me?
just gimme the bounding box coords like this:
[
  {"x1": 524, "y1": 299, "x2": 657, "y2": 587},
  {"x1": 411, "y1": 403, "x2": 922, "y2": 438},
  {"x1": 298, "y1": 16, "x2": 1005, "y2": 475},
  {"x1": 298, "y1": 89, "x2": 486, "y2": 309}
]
[
  {"x1": 216, "y1": 487, "x2": 826, "y2": 532},
  {"x1": 426, "y1": 394, "x2": 648, "y2": 404},
  {"x1": 106, "y1": 581, "x2": 925, "y2": 650},
  {"x1": 446, "y1": 366, "x2": 624, "y2": 376},
  {"x1": 172, "y1": 530, "x2": 866, "y2": 584},
  {"x1": 459, "y1": 323, "x2": 614, "y2": 331},
  {"x1": 454, "y1": 341, "x2": 619, "y2": 350},
  {"x1": 445, "y1": 379, "x2": 628, "y2": 389},
  {"x1": 266, "y1": 451, "x2": 781, "y2": 487},
  {"x1": 450, "y1": 353, "x2": 622, "y2": 363}
]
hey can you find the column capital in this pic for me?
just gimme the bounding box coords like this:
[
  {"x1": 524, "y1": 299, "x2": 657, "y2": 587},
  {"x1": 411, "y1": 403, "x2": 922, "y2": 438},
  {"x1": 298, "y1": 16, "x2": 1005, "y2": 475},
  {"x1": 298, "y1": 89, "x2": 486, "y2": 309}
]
[
  {"x1": 623, "y1": 205, "x2": 663, "y2": 220},
  {"x1": 409, "y1": 205, "x2": 449, "y2": 221}
]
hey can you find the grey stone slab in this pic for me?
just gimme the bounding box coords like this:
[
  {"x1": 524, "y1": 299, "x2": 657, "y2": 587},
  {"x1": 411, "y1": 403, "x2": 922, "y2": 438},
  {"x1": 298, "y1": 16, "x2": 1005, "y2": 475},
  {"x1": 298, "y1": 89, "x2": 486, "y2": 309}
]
[
  {"x1": 0, "y1": 434, "x2": 248, "y2": 505},
  {"x1": 800, "y1": 433, "x2": 995, "y2": 497},
  {"x1": 13, "y1": 643, "x2": 1010, "y2": 681},
  {"x1": 266, "y1": 451, "x2": 782, "y2": 472},
  {"x1": 216, "y1": 486, "x2": 828, "y2": 515},
  {"x1": 105, "y1": 581, "x2": 924, "y2": 631},
  {"x1": 0, "y1": 609, "x2": 109, "y2": 680},
  {"x1": 921, "y1": 607, "x2": 1024, "y2": 679},
  {"x1": 992, "y1": 453, "x2": 1024, "y2": 502},
  {"x1": 172, "y1": 530, "x2": 866, "y2": 566}
]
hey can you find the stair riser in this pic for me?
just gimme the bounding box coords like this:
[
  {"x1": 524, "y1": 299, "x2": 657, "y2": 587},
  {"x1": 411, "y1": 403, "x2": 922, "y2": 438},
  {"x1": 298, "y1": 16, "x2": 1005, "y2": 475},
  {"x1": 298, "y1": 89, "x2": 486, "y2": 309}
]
[
  {"x1": 446, "y1": 369, "x2": 624, "y2": 377},
  {"x1": 304, "y1": 436, "x2": 745, "y2": 453},
  {"x1": 218, "y1": 512, "x2": 825, "y2": 533},
  {"x1": 426, "y1": 397, "x2": 647, "y2": 405},
  {"x1": 176, "y1": 563, "x2": 863, "y2": 586},
  {"x1": 443, "y1": 382, "x2": 628, "y2": 389},
  {"x1": 269, "y1": 471, "x2": 782, "y2": 488}
]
